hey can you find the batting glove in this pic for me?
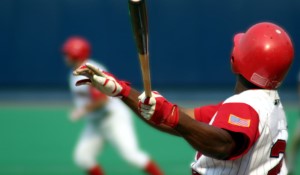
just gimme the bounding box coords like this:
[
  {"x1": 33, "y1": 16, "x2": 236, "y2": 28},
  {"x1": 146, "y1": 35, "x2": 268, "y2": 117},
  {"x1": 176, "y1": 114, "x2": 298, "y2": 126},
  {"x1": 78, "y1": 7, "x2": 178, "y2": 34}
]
[
  {"x1": 73, "y1": 63, "x2": 131, "y2": 98},
  {"x1": 138, "y1": 91, "x2": 179, "y2": 128}
]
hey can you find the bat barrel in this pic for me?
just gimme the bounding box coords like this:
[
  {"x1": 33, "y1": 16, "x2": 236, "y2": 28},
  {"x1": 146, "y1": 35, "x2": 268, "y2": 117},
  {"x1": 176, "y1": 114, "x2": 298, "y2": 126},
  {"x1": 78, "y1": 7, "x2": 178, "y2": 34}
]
[
  {"x1": 128, "y1": 0, "x2": 148, "y2": 55},
  {"x1": 129, "y1": 0, "x2": 152, "y2": 97}
]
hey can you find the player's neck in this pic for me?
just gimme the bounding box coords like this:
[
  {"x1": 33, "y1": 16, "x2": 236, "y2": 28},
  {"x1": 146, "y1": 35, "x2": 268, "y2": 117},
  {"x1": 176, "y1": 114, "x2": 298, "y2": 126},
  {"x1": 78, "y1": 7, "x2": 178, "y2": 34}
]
[
  {"x1": 234, "y1": 74, "x2": 262, "y2": 94},
  {"x1": 234, "y1": 80, "x2": 247, "y2": 94}
]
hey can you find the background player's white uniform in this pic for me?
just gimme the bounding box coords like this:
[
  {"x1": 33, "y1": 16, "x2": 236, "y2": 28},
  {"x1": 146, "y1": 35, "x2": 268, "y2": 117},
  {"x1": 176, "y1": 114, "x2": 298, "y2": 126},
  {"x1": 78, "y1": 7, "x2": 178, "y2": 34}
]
[
  {"x1": 69, "y1": 60, "x2": 150, "y2": 170},
  {"x1": 191, "y1": 90, "x2": 288, "y2": 175}
]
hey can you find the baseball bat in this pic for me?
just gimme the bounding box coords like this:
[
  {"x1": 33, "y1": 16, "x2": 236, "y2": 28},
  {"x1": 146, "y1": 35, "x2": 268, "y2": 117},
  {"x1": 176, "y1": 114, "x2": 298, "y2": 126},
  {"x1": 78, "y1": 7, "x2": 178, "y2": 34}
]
[{"x1": 128, "y1": 0, "x2": 152, "y2": 97}]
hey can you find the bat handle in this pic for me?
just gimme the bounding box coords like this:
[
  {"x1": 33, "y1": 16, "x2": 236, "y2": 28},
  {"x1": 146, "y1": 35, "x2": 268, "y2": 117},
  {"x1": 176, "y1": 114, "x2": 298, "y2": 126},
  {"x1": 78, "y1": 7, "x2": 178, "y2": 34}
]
[{"x1": 138, "y1": 54, "x2": 152, "y2": 97}]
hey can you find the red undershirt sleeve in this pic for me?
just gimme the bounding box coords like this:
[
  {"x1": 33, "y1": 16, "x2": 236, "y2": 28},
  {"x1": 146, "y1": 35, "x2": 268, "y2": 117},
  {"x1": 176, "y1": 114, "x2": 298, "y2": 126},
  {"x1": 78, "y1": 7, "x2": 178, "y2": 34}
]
[
  {"x1": 212, "y1": 102, "x2": 260, "y2": 160},
  {"x1": 194, "y1": 103, "x2": 222, "y2": 124}
]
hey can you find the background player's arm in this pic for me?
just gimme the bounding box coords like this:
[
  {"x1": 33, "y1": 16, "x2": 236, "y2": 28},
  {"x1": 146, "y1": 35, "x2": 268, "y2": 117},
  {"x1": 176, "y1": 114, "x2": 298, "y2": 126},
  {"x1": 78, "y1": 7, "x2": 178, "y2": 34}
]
[
  {"x1": 70, "y1": 90, "x2": 108, "y2": 121},
  {"x1": 84, "y1": 96, "x2": 108, "y2": 113},
  {"x1": 85, "y1": 88, "x2": 108, "y2": 113}
]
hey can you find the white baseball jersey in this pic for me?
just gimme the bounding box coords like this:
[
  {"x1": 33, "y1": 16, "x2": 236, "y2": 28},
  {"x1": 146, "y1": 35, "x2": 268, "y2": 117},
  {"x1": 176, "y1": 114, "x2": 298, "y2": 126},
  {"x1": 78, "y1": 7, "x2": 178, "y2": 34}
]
[{"x1": 191, "y1": 89, "x2": 288, "y2": 175}]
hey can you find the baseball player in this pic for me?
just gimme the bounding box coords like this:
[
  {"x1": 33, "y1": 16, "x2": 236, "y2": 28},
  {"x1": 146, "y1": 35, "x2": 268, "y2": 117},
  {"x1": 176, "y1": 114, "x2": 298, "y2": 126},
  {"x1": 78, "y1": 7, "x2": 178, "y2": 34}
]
[
  {"x1": 73, "y1": 22, "x2": 294, "y2": 175},
  {"x1": 62, "y1": 36, "x2": 163, "y2": 175}
]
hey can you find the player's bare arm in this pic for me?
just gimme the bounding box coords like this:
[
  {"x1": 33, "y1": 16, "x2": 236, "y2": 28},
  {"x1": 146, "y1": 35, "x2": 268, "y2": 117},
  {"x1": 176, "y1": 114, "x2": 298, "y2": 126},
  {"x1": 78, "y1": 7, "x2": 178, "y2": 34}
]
[
  {"x1": 175, "y1": 110, "x2": 237, "y2": 159},
  {"x1": 137, "y1": 90, "x2": 237, "y2": 159},
  {"x1": 73, "y1": 63, "x2": 239, "y2": 159},
  {"x1": 138, "y1": 91, "x2": 239, "y2": 160},
  {"x1": 117, "y1": 82, "x2": 237, "y2": 160},
  {"x1": 74, "y1": 64, "x2": 183, "y2": 135},
  {"x1": 74, "y1": 65, "x2": 180, "y2": 135}
]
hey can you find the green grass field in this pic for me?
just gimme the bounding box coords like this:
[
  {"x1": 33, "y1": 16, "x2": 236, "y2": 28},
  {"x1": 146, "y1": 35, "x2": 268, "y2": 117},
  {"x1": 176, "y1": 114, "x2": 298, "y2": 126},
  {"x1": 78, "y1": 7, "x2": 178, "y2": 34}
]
[
  {"x1": 0, "y1": 104, "x2": 299, "y2": 175},
  {"x1": 0, "y1": 105, "x2": 195, "y2": 175}
]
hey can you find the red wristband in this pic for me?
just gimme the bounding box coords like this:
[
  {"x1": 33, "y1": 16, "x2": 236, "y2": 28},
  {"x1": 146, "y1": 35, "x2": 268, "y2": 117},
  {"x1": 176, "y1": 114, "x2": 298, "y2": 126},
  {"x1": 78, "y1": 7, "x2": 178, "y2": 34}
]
[
  {"x1": 164, "y1": 105, "x2": 179, "y2": 128},
  {"x1": 150, "y1": 99, "x2": 179, "y2": 128},
  {"x1": 118, "y1": 81, "x2": 131, "y2": 98}
]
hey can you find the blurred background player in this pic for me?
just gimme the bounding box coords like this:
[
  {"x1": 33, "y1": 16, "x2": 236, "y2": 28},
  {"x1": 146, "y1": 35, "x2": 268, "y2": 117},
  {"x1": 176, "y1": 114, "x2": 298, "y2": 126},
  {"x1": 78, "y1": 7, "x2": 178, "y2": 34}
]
[
  {"x1": 287, "y1": 70, "x2": 300, "y2": 175},
  {"x1": 74, "y1": 22, "x2": 294, "y2": 174},
  {"x1": 62, "y1": 36, "x2": 163, "y2": 175}
]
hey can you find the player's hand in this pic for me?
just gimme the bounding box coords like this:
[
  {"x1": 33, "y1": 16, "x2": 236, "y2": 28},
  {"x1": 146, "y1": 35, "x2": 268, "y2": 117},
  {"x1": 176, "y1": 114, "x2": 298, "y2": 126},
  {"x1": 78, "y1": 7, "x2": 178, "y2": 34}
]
[
  {"x1": 73, "y1": 63, "x2": 131, "y2": 97},
  {"x1": 138, "y1": 91, "x2": 179, "y2": 128},
  {"x1": 70, "y1": 108, "x2": 87, "y2": 122}
]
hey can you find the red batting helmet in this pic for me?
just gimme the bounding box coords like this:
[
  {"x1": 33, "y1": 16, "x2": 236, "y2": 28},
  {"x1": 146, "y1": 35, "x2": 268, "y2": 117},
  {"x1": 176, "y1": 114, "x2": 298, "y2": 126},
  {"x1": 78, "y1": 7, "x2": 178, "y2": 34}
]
[
  {"x1": 62, "y1": 36, "x2": 91, "y2": 61},
  {"x1": 231, "y1": 22, "x2": 294, "y2": 89}
]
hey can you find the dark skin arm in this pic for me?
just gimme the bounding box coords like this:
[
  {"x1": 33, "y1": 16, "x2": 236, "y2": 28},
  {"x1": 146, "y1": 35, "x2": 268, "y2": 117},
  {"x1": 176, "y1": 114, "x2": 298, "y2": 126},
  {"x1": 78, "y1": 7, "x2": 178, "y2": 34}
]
[
  {"x1": 123, "y1": 88, "x2": 237, "y2": 160},
  {"x1": 73, "y1": 64, "x2": 237, "y2": 160},
  {"x1": 176, "y1": 110, "x2": 237, "y2": 159}
]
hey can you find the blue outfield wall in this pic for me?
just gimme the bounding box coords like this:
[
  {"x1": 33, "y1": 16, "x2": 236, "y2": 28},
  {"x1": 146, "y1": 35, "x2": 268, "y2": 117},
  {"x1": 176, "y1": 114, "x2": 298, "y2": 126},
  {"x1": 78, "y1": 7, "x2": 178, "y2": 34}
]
[{"x1": 0, "y1": 0, "x2": 299, "y2": 89}]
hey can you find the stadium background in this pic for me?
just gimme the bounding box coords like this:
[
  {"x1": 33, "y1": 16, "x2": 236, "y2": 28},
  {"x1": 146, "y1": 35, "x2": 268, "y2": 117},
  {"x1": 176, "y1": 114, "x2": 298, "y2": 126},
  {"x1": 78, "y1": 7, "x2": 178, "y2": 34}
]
[{"x1": 0, "y1": 0, "x2": 299, "y2": 174}]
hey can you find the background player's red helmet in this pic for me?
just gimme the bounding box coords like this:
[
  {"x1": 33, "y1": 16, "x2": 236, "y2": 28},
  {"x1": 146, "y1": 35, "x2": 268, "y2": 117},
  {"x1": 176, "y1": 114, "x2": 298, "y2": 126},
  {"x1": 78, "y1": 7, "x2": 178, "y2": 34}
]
[
  {"x1": 62, "y1": 36, "x2": 91, "y2": 61},
  {"x1": 231, "y1": 22, "x2": 294, "y2": 89}
]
